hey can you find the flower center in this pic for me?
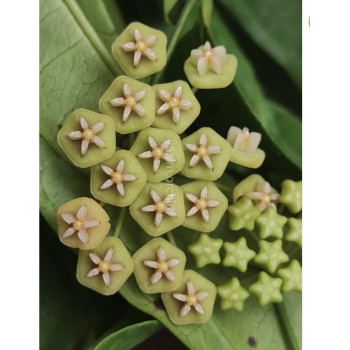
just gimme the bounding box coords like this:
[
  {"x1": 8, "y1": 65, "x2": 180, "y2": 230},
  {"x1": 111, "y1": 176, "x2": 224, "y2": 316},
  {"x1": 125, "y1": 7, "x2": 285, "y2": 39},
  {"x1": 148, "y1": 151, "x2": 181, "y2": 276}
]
[
  {"x1": 205, "y1": 50, "x2": 214, "y2": 59},
  {"x1": 82, "y1": 128, "x2": 95, "y2": 142},
  {"x1": 154, "y1": 200, "x2": 167, "y2": 213},
  {"x1": 125, "y1": 96, "x2": 136, "y2": 108},
  {"x1": 169, "y1": 96, "x2": 180, "y2": 108},
  {"x1": 73, "y1": 219, "x2": 84, "y2": 231},
  {"x1": 135, "y1": 40, "x2": 146, "y2": 53},
  {"x1": 186, "y1": 294, "x2": 198, "y2": 306},
  {"x1": 261, "y1": 193, "x2": 271, "y2": 205},
  {"x1": 111, "y1": 171, "x2": 124, "y2": 184},
  {"x1": 196, "y1": 146, "x2": 208, "y2": 158},
  {"x1": 157, "y1": 260, "x2": 169, "y2": 273},
  {"x1": 152, "y1": 147, "x2": 164, "y2": 159},
  {"x1": 98, "y1": 260, "x2": 110, "y2": 274},
  {"x1": 195, "y1": 198, "x2": 208, "y2": 210}
]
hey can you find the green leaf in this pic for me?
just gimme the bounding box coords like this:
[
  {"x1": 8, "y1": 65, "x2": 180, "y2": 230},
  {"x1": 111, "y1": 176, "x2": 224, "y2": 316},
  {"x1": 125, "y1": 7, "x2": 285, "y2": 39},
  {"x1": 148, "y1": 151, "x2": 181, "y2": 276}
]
[
  {"x1": 217, "y1": 0, "x2": 302, "y2": 88},
  {"x1": 40, "y1": 1, "x2": 301, "y2": 349},
  {"x1": 200, "y1": 0, "x2": 213, "y2": 27},
  {"x1": 163, "y1": 0, "x2": 178, "y2": 24},
  {"x1": 75, "y1": 0, "x2": 125, "y2": 48},
  {"x1": 209, "y1": 8, "x2": 302, "y2": 173},
  {"x1": 92, "y1": 320, "x2": 162, "y2": 350}
]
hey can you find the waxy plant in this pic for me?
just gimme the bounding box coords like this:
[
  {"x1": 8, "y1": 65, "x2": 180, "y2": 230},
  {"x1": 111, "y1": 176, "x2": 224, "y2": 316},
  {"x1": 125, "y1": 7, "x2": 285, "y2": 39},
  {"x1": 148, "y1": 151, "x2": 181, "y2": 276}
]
[{"x1": 56, "y1": 21, "x2": 302, "y2": 326}]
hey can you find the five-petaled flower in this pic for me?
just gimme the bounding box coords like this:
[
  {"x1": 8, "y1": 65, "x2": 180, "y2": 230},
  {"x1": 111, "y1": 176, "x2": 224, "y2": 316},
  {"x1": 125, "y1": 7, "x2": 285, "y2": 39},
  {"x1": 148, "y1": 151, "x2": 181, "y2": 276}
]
[
  {"x1": 157, "y1": 86, "x2": 192, "y2": 123},
  {"x1": 61, "y1": 205, "x2": 100, "y2": 243},
  {"x1": 246, "y1": 181, "x2": 279, "y2": 211},
  {"x1": 227, "y1": 126, "x2": 261, "y2": 153},
  {"x1": 185, "y1": 134, "x2": 221, "y2": 169},
  {"x1": 110, "y1": 83, "x2": 146, "y2": 122},
  {"x1": 141, "y1": 189, "x2": 177, "y2": 226},
  {"x1": 173, "y1": 281, "x2": 208, "y2": 316},
  {"x1": 138, "y1": 136, "x2": 176, "y2": 172},
  {"x1": 191, "y1": 41, "x2": 226, "y2": 76},
  {"x1": 185, "y1": 186, "x2": 220, "y2": 222},
  {"x1": 68, "y1": 116, "x2": 105, "y2": 155},
  {"x1": 143, "y1": 247, "x2": 180, "y2": 284},
  {"x1": 100, "y1": 159, "x2": 137, "y2": 196},
  {"x1": 87, "y1": 248, "x2": 123, "y2": 286},
  {"x1": 122, "y1": 29, "x2": 156, "y2": 66}
]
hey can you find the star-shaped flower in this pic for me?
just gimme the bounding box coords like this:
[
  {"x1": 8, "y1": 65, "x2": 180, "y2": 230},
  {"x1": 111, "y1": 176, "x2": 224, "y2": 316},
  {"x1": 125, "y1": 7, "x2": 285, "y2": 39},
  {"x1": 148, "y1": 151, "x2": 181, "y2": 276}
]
[
  {"x1": 61, "y1": 205, "x2": 100, "y2": 243},
  {"x1": 217, "y1": 277, "x2": 250, "y2": 311},
  {"x1": 222, "y1": 237, "x2": 256, "y2": 272},
  {"x1": 254, "y1": 240, "x2": 289, "y2": 273},
  {"x1": 227, "y1": 126, "x2": 262, "y2": 153},
  {"x1": 173, "y1": 281, "x2": 208, "y2": 316},
  {"x1": 138, "y1": 136, "x2": 176, "y2": 172},
  {"x1": 185, "y1": 134, "x2": 221, "y2": 169},
  {"x1": 87, "y1": 248, "x2": 123, "y2": 286},
  {"x1": 191, "y1": 41, "x2": 226, "y2": 76},
  {"x1": 122, "y1": 28, "x2": 156, "y2": 66},
  {"x1": 255, "y1": 207, "x2": 288, "y2": 240},
  {"x1": 99, "y1": 159, "x2": 137, "y2": 197},
  {"x1": 185, "y1": 186, "x2": 220, "y2": 223},
  {"x1": 68, "y1": 116, "x2": 105, "y2": 155},
  {"x1": 279, "y1": 179, "x2": 302, "y2": 214},
  {"x1": 157, "y1": 86, "x2": 192, "y2": 123},
  {"x1": 285, "y1": 218, "x2": 302, "y2": 248},
  {"x1": 249, "y1": 272, "x2": 283, "y2": 306},
  {"x1": 187, "y1": 233, "x2": 223, "y2": 268},
  {"x1": 110, "y1": 83, "x2": 146, "y2": 122},
  {"x1": 278, "y1": 260, "x2": 302, "y2": 293},
  {"x1": 227, "y1": 196, "x2": 261, "y2": 231},
  {"x1": 141, "y1": 189, "x2": 177, "y2": 226},
  {"x1": 245, "y1": 181, "x2": 279, "y2": 212},
  {"x1": 143, "y1": 247, "x2": 180, "y2": 284}
]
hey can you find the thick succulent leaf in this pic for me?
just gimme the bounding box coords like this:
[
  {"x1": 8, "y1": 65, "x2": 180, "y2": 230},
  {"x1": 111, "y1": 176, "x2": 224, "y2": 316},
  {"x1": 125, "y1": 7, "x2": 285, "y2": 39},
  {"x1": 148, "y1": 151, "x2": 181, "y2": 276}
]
[
  {"x1": 75, "y1": 0, "x2": 125, "y2": 48},
  {"x1": 92, "y1": 320, "x2": 162, "y2": 350},
  {"x1": 40, "y1": 1, "x2": 301, "y2": 349},
  {"x1": 217, "y1": 0, "x2": 301, "y2": 88}
]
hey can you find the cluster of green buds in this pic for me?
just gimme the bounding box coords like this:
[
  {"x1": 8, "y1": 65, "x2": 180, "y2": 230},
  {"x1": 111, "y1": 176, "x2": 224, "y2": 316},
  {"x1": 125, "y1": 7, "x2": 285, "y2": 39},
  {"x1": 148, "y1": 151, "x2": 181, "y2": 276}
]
[{"x1": 55, "y1": 21, "x2": 301, "y2": 324}]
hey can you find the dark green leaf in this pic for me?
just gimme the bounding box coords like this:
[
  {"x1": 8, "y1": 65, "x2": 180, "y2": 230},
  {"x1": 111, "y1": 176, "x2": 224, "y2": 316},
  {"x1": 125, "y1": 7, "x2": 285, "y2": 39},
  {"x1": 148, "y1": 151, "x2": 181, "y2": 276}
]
[
  {"x1": 217, "y1": 0, "x2": 302, "y2": 88},
  {"x1": 92, "y1": 320, "x2": 162, "y2": 350}
]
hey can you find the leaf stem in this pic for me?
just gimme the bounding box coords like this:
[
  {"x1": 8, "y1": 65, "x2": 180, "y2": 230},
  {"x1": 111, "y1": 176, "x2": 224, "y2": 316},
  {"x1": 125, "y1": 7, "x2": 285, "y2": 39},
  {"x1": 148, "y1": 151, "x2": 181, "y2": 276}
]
[
  {"x1": 114, "y1": 207, "x2": 127, "y2": 237},
  {"x1": 274, "y1": 301, "x2": 300, "y2": 350},
  {"x1": 63, "y1": 0, "x2": 123, "y2": 77},
  {"x1": 166, "y1": 231, "x2": 177, "y2": 246},
  {"x1": 151, "y1": 0, "x2": 198, "y2": 85}
]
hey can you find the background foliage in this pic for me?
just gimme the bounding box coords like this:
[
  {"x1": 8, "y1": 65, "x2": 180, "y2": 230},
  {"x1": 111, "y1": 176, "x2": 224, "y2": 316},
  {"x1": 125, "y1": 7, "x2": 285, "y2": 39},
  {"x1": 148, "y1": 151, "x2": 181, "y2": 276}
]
[{"x1": 40, "y1": 0, "x2": 301, "y2": 349}]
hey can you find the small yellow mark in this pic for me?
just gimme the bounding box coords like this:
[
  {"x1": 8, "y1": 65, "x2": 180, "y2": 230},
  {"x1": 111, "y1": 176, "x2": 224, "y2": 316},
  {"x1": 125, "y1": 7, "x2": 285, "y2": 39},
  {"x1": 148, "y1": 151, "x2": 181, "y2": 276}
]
[{"x1": 308, "y1": 16, "x2": 310, "y2": 27}]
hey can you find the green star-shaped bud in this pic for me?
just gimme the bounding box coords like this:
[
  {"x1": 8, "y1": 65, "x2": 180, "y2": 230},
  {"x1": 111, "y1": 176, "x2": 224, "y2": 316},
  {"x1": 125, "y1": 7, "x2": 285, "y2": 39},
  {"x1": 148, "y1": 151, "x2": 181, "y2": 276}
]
[
  {"x1": 255, "y1": 207, "x2": 287, "y2": 239},
  {"x1": 222, "y1": 237, "x2": 256, "y2": 272},
  {"x1": 188, "y1": 233, "x2": 223, "y2": 268},
  {"x1": 285, "y1": 218, "x2": 302, "y2": 248},
  {"x1": 254, "y1": 240, "x2": 289, "y2": 273},
  {"x1": 249, "y1": 272, "x2": 283, "y2": 306},
  {"x1": 278, "y1": 179, "x2": 302, "y2": 214},
  {"x1": 278, "y1": 260, "x2": 302, "y2": 293},
  {"x1": 228, "y1": 196, "x2": 260, "y2": 231},
  {"x1": 217, "y1": 277, "x2": 249, "y2": 311}
]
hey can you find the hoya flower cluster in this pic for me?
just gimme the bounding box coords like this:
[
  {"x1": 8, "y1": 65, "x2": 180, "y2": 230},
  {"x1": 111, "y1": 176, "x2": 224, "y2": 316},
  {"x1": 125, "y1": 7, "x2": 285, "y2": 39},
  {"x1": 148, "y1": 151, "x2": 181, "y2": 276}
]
[{"x1": 56, "y1": 22, "x2": 301, "y2": 324}]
